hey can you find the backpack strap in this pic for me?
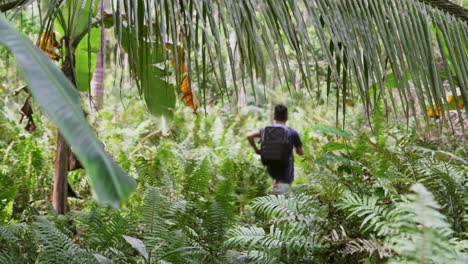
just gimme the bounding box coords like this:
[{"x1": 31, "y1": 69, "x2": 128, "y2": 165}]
[{"x1": 260, "y1": 127, "x2": 265, "y2": 143}]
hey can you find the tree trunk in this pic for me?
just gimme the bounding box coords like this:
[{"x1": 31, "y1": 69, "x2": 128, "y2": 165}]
[
  {"x1": 53, "y1": 51, "x2": 75, "y2": 214},
  {"x1": 53, "y1": 132, "x2": 69, "y2": 214},
  {"x1": 90, "y1": 0, "x2": 107, "y2": 112}
]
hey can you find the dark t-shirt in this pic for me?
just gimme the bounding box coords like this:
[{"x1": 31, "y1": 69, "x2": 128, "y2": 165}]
[{"x1": 259, "y1": 125, "x2": 302, "y2": 183}]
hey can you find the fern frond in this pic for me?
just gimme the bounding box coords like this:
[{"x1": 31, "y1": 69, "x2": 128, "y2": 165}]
[
  {"x1": 33, "y1": 216, "x2": 97, "y2": 264},
  {"x1": 214, "y1": 166, "x2": 237, "y2": 221},
  {"x1": 75, "y1": 207, "x2": 129, "y2": 252},
  {"x1": 203, "y1": 201, "x2": 229, "y2": 237},
  {"x1": 389, "y1": 184, "x2": 468, "y2": 263},
  {"x1": 142, "y1": 187, "x2": 170, "y2": 233},
  {"x1": 182, "y1": 158, "x2": 212, "y2": 201},
  {"x1": 243, "y1": 250, "x2": 278, "y2": 264},
  {"x1": 0, "y1": 223, "x2": 27, "y2": 243},
  {"x1": 337, "y1": 193, "x2": 401, "y2": 236},
  {"x1": 394, "y1": 184, "x2": 453, "y2": 237},
  {"x1": 225, "y1": 226, "x2": 266, "y2": 251},
  {"x1": 251, "y1": 195, "x2": 299, "y2": 219},
  {"x1": 412, "y1": 158, "x2": 466, "y2": 232},
  {"x1": 0, "y1": 223, "x2": 30, "y2": 263},
  {"x1": 342, "y1": 235, "x2": 392, "y2": 259}
]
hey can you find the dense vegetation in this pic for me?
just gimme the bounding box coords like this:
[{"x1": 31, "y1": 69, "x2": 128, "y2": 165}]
[
  {"x1": 0, "y1": 0, "x2": 467, "y2": 263},
  {"x1": 1, "y1": 86, "x2": 467, "y2": 263}
]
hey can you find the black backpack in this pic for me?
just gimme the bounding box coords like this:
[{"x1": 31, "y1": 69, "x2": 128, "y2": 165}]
[{"x1": 260, "y1": 126, "x2": 292, "y2": 166}]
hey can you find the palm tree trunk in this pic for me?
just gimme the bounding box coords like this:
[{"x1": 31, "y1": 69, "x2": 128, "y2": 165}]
[
  {"x1": 90, "y1": 0, "x2": 107, "y2": 112},
  {"x1": 53, "y1": 51, "x2": 75, "y2": 214},
  {"x1": 53, "y1": 132, "x2": 69, "y2": 214}
]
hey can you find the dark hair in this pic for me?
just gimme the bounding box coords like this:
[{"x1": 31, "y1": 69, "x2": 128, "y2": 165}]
[{"x1": 274, "y1": 104, "x2": 288, "y2": 121}]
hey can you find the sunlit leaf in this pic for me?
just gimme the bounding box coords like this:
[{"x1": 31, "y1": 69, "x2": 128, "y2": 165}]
[
  {"x1": 123, "y1": 235, "x2": 148, "y2": 261},
  {"x1": 322, "y1": 142, "x2": 353, "y2": 151},
  {"x1": 314, "y1": 124, "x2": 352, "y2": 139},
  {"x1": 315, "y1": 152, "x2": 353, "y2": 166},
  {"x1": 57, "y1": 0, "x2": 98, "y2": 40},
  {"x1": 120, "y1": 24, "x2": 175, "y2": 117},
  {"x1": 75, "y1": 28, "x2": 100, "y2": 92}
]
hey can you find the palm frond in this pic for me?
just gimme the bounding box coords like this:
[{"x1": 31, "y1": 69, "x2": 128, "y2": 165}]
[{"x1": 114, "y1": 0, "x2": 467, "y2": 128}]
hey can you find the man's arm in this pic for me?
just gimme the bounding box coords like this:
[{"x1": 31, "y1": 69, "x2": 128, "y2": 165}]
[
  {"x1": 292, "y1": 130, "x2": 304, "y2": 156},
  {"x1": 295, "y1": 146, "x2": 304, "y2": 156},
  {"x1": 246, "y1": 130, "x2": 261, "y2": 154}
]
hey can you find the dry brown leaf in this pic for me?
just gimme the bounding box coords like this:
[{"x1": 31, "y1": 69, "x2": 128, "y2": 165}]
[
  {"x1": 166, "y1": 43, "x2": 197, "y2": 111},
  {"x1": 38, "y1": 32, "x2": 61, "y2": 61},
  {"x1": 180, "y1": 75, "x2": 197, "y2": 110},
  {"x1": 18, "y1": 96, "x2": 36, "y2": 132}
]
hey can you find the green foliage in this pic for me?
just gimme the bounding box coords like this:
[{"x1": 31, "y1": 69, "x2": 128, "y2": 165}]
[
  {"x1": 314, "y1": 124, "x2": 352, "y2": 139},
  {"x1": 33, "y1": 216, "x2": 97, "y2": 264},
  {"x1": 0, "y1": 14, "x2": 136, "y2": 207},
  {"x1": 78, "y1": 207, "x2": 129, "y2": 250},
  {"x1": 1, "y1": 45, "x2": 467, "y2": 263},
  {"x1": 0, "y1": 223, "x2": 35, "y2": 263},
  {"x1": 1, "y1": 99, "x2": 466, "y2": 263},
  {"x1": 74, "y1": 28, "x2": 100, "y2": 92},
  {"x1": 389, "y1": 184, "x2": 467, "y2": 263},
  {"x1": 337, "y1": 184, "x2": 468, "y2": 263},
  {"x1": 337, "y1": 194, "x2": 401, "y2": 236},
  {"x1": 1, "y1": 0, "x2": 467, "y2": 262},
  {"x1": 0, "y1": 137, "x2": 46, "y2": 221},
  {"x1": 226, "y1": 194, "x2": 322, "y2": 263}
]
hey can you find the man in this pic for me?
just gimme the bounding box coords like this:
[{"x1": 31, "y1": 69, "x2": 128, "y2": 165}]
[{"x1": 246, "y1": 104, "x2": 303, "y2": 195}]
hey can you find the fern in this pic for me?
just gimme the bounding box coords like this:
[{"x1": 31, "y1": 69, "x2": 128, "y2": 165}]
[
  {"x1": 142, "y1": 187, "x2": 170, "y2": 233},
  {"x1": 140, "y1": 187, "x2": 176, "y2": 254},
  {"x1": 226, "y1": 194, "x2": 321, "y2": 263},
  {"x1": 77, "y1": 206, "x2": 129, "y2": 251},
  {"x1": 412, "y1": 158, "x2": 466, "y2": 234},
  {"x1": 33, "y1": 216, "x2": 97, "y2": 264},
  {"x1": 337, "y1": 193, "x2": 402, "y2": 236},
  {"x1": 388, "y1": 184, "x2": 468, "y2": 263},
  {"x1": 251, "y1": 195, "x2": 299, "y2": 219},
  {"x1": 341, "y1": 235, "x2": 392, "y2": 259},
  {"x1": 182, "y1": 158, "x2": 212, "y2": 201},
  {"x1": 0, "y1": 223, "x2": 32, "y2": 263},
  {"x1": 138, "y1": 188, "x2": 201, "y2": 263},
  {"x1": 214, "y1": 159, "x2": 239, "y2": 221},
  {"x1": 140, "y1": 140, "x2": 186, "y2": 191},
  {"x1": 226, "y1": 226, "x2": 266, "y2": 250},
  {"x1": 338, "y1": 184, "x2": 468, "y2": 263},
  {"x1": 0, "y1": 138, "x2": 46, "y2": 219}
]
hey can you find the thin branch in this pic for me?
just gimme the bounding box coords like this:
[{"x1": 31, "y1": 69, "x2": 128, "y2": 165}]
[
  {"x1": 418, "y1": 0, "x2": 468, "y2": 22},
  {"x1": 0, "y1": 0, "x2": 29, "y2": 13}
]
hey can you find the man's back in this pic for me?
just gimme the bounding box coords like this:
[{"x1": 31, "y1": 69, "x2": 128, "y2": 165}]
[
  {"x1": 246, "y1": 104, "x2": 303, "y2": 195},
  {"x1": 260, "y1": 125, "x2": 302, "y2": 184}
]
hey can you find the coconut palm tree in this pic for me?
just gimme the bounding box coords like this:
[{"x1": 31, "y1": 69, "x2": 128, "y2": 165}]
[{"x1": 0, "y1": 0, "x2": 466, "y2": 210}]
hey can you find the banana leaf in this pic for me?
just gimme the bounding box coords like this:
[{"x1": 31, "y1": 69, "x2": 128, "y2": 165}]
[{"x1": 0, "y1": 14, "x2": 136, "y2": 208}]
